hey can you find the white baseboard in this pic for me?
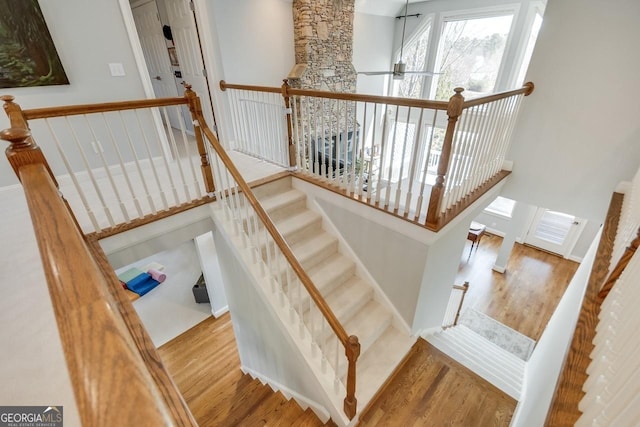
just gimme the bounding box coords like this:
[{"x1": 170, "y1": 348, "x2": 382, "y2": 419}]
[
  {"x1": 492, "y1": 264, "x2": 506, "y2": 274},
  {"x1": 0, "y1": 183, "x2": 21, "y2": 193},
  {"x1": 417, "y1": 326, "x2": 443, "y2": 337},
  {"x1": 568, "y1": 254, "x2": 583, "y2": 263},
  {"x1": 212, "y1": 306, "x2": 228, "y2": 318},
  {"x1": 240, "y1": 365, "x2": 331, "y2": 423},
  {"x1": 485, "y1": 227, "x2": 506, "y2": 238}
]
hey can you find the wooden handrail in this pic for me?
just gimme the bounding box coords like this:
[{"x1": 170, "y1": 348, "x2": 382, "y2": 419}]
[
  {"x1": 17, "y1": 163, "x2": 197, "y2": 426},
  {"x1": 221, "y1": 79, "x2": 450, "y2": 110},
  {"x1": 453, "y1": 282, "x2": 470, "y2": 326},
  {"x1": 2, "y1": 94, "x2": 199, "y2": 426},
  {"x1": 598, "y1": 228, "x2": 640, "y2": 299},
  {"x1": 22, "y1": 97, "x2": 189, "y2": 120},
  {"x1": 220, "y1": 80, "x2": 534, "y2": 112},
  {"x1": 196, "y1": 107, "x2": 361, "y2": 419},
  {"x1": 462, "y1": 82, "x2": 535, "y2": 108}
]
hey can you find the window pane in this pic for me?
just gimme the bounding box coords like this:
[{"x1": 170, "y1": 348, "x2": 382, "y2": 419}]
[
  {"x1": 516, "y1": 12, "x2": 543, "y2": 85},
  {"x1": 533, "y1": 210, "x2": 575, "y2": 244},
  {"x1": 435, "y1": 14, "x2": 514, "y2": 100},
  {"x1": 392, "y1": 23, "x2": 431, "y2": 99}
]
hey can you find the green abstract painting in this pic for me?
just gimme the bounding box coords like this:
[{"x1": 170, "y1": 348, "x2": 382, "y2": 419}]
[{"x1": 0, "y1": 0, "x2": 69, "y2": 88}]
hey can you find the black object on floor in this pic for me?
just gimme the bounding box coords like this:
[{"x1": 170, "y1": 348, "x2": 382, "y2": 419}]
[{"x1": 192, "y1": 274, "x2": 210, "y2": 303}]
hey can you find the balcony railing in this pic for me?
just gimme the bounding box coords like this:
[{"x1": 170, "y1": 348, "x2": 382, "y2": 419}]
[{"x1": 220, "y1": 80, "x2": 534, "y2": 231}]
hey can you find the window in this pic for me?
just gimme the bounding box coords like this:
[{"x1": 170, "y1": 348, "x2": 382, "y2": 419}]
[
  {"x1": 485, "y1": 196, "x2": 516, "y2": 217},
  {"x1": 392, "y1": 21, "x2": 432, "y2": 99},
  {"x1": 515, "y1": 12, "x2": 543, "y2": 85},
  {"x1": 433, "y1": 14, "x2": 514, "y2": 100}
]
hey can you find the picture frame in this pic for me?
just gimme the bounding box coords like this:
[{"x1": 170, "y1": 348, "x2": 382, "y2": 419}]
[{"x1": 168, "y1": 47, "x2": 179, "y2": 67}]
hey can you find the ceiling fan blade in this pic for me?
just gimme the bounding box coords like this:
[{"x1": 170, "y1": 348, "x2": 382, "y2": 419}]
[
  {"x1": 401, "y1": 71, "x2": 439, "y2": 76},
  {"x1": 357, "y1": 71, "x2": 394, "y2": 75}
]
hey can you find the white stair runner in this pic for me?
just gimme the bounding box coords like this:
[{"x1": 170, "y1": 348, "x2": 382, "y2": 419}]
[
  {"x1": 239, "y1": 177, "x2": 415, "y2": 422},
  {"x1": 425, "y1": 325, "x2": 525, "y2": 400}
]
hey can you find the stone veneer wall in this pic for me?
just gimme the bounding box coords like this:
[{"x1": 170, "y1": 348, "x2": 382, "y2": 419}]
[{"x1": 291, "y1": 0, "x2": 357, "y2": 93}]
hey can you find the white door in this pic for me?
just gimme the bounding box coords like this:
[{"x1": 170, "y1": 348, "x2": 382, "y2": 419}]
[
  {"x1": 164, "y1": 0, "x2": 216, "y2": 131},
  {"x1": 132, "y1": 1, "x2": 182, "y2": 129},
  {"x1": 524, "y1": 208, "x2": 586, "y2": 258}
]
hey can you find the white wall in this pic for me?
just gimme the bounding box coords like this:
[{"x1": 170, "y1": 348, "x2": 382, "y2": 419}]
[
  {"x1": 474, "y1": 204, "x2": 601, "y2": 260},
  {"x1": 314, "y1": 197, "x2": 428, "y2": 326},
  {"x1": 511, "y1": 227, "x2": 601, "y2": 426},
  {"x1": 0, "y1": 0, "x2": 147, "y2": 187},
  {"x1": 212, "y1": 225, "x2": 333, "y2": 420},
  {"x1": 353, "y1": 13, "x2": 395, "y2": 95},
  {"x1": 210, "y1": 0, "x2": 294, "y2": 86},
  {"x1": 503, "y1": 0, "x2": 640, "y2": 225}
]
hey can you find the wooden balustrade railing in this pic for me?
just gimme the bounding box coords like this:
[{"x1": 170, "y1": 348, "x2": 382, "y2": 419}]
[
  {"x1": 1, "y1": 115, "x2": 197, "y2": 425},
  {"x1": 442, "y1": 282, "x2": 470, "y2": 328},
  {"x1": 196, "y1": 101, "x2": 361, "y2": 420},
  {"x1": 598, "y1": 228, "x2": 640, "y2": 299},
  {"x1": 2, "y1": 90, "x2": 215, "y2": 236},
  {"x1": 220, "y1": 80, "x2": 534, "y2": 232}
]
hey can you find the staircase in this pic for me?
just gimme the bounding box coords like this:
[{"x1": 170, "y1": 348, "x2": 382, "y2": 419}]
[
  {"x1": 424, "y1": 325, "x2": 526, "y2": 400},
  {"x1": 245, "y1": 176, "x2": 415, "y2": 419}
]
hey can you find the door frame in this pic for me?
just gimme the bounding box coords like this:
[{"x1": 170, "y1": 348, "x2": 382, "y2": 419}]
[
  {"x1": 118, "y1": 0, "x2": 230, "y2": 143},
  {"x1": 523, "y1": 207, "x2": 587, "y2": 260}
]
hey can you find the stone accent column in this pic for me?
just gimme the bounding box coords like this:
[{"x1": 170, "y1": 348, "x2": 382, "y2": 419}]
[{"x1": 291, "y1": 0, "x2": 357, "y2": 93}]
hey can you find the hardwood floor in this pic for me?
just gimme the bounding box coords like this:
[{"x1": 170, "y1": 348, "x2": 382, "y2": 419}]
[
  {"x1": 158, "y1": 231, "x2": 582, "y2": 426},
  {"x1": 456, "y1": 234, "x2": 580, "y2": 341},
  {"x1": 358, "y1": 339, "x2": 516, "y2": 426},
  {"x1": 159, "y1": 314, "x2": 334, "y2": 426}
]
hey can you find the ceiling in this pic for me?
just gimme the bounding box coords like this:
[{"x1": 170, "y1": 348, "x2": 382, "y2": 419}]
[
  {"x1": 354, "y1": 0, "x2": 426, "y2": 17},
  {"x1": 280, "y1": 0, "x2": 427, "y2": 18}
]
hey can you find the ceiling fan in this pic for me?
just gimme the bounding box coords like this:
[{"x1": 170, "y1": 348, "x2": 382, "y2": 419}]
[{"x1": 358, "y1": 0, "x2": 437, "y2": 80}]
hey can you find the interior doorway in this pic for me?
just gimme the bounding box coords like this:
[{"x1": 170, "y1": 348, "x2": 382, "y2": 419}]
[
  {"x1": 524, "y1": 207, "x2": 586, "y2": 258},
  {"x1": 126, "y1": 0, "x2": 216, "y2": 133}
]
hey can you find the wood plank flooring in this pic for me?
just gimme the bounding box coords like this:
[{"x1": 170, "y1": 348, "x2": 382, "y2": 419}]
[
  {"x1": 358, "y1": 339, "x2": 516, "y2": 426},
  {"x1": 456, "y1": 234, "x2": 580, "y2": 341},
  {"x1": 158, "y1": 225, "x2": 584, "y2": 426},
  {"x1": 158, "y1": 314, "x2": 334, "y2": 426}
]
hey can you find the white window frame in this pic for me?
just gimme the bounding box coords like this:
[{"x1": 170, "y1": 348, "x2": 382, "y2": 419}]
[{"x1": 428, "y1": 4, "x2": 522, "y2": 99}]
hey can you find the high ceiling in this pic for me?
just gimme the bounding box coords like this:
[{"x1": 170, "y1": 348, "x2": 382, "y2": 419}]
[
  {"x1": 280, "y1": 0, "x2": 426, "y2": 17},
  {"x1": 354, "y1": 0, "x2": 425, "y2": 17}
]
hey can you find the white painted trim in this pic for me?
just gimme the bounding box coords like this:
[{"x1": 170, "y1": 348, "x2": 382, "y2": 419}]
[
  {"x1": 191, "y1": 0, "x2": 233, "y2": 147},
  {"x1": 492, "y1": 264, "x2": 507, "y2": 274},
  {"x1": 240, "y1": 365, "x2": 331, "y2": 423},
  {"x1": 307, "y1": 196, "x2": 412, "y2": 335},
  {"x1": 418, "y1": 326, "x2": 443, "y2": 336},
  {"x1": 568, "y1": 255, "x2": 583, "y2": 263},
  {"x1": 485, "y1": 226, "x2": 506, "y2": 238},
  {"x1": 212, "y1": 306, "x2": 229, "y2": 318},
  {"x1": 118, "y1": 0, "x2": 156, "y2": 99}
]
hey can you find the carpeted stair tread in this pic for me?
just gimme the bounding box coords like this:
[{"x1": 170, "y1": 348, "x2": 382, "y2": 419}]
[
  {"x1": 273, "y1": 210, "x2": 322, "y2": 244},
  {"x1": 260, "y1": 189, "x2": 307, "y2": 221},
  {"x1": 424, "y1": 325, "x2": 524, "y2": 399},
  {"x1": 323, "y1": 277, "x2": 373, "y2": 323},
  {"x1": 353, "y1": 326, "x2": 415, "y2": 408},
  {"x1": 306, "y1": 254, "x2": 355, "y2": 292},
  {"x1": 290, "y1": 233, "x2": 339, "y2": 270},
  {"x1": 324, "y1": 300, "x2": 393, "y2": 375}
]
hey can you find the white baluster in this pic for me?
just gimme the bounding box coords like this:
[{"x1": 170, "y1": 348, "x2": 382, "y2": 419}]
[{"x1": 45, "y1": 119, "x2": 101, "y2": 232}]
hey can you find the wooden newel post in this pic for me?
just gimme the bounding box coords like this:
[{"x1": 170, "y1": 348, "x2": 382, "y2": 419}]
[
  {"x1": 281, "y1": 79, "x2": 296, "y2": 168},
  {"x1": 425, "y1": 87, "x2": 465, "y2": 230},
  {"x1": 184, "y1": 85, "x2": 215, "y2": 193},
  {"x1": 454, "y1": 281, "x2": 470, "y2": 326},
  {"x1": 1, "y1": 95, "x2": 57, "y2": 185},
  {"x1": 344, "y1": 334, "x2": 361, "y2": 420}
]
